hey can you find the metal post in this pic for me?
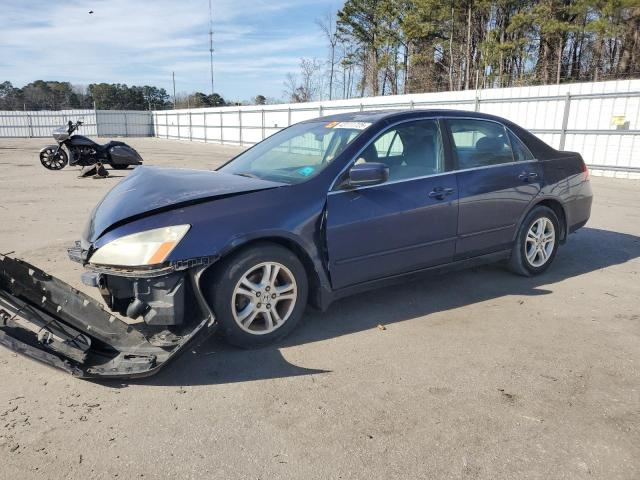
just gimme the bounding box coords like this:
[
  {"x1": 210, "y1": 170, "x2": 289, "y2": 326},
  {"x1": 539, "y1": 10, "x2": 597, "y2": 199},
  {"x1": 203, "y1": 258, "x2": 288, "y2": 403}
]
[
  {"x1": 165, "y1": 112, "x2": 169, "y2": 139},
  {"x1": 559, "y1": 92, "x2": 571, "y2": 151},
  {"x1": 474, "y1": 96, "x2": 480, "y2": 112},
  {"x1": 410, "y1": 100, "x2": 414, "y2": 110},
  {"x1": 124, "y1": 112, "x2": 128, "y2": 137},
  {"x1": 287, "y1": 107, "x2": 292, "y2": 126},
  {"x1": 319, "y1": 104, "x2": 323, "y2": 117},
  {"x1": 360, "y1": 103, "x2": 364, "y2": 112},
  {"x1": 27, "y1": 112, "x2": 33, "y2": 138},
  {"x1": 220, "y1": 111, "x2": 224, "y2": 144},
  {"x1": 204, "y1": 111, "x2": 208, "y2": 143},
  {"x1": 238, "y1": 109, "x2": 243, "y2": 146},
  {"x1": 261, "y1": 108, "x2": 265, "y2": 140},
  {"x1": 188, "y1": 110, "x2": 192, "y2": 141},
  {"x1": 176, "y1": 111, "x2": 180, "y2": 140}
]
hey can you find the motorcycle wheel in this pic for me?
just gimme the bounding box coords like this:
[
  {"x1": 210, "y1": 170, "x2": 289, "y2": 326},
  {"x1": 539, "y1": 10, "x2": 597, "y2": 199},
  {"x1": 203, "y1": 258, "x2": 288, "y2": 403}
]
[
  {"x1": 40, "y1": 148, "x2": 68, "y2": 170},
  {"x1": 111, "y1": 164, "x2": 130, "y2": 170}
]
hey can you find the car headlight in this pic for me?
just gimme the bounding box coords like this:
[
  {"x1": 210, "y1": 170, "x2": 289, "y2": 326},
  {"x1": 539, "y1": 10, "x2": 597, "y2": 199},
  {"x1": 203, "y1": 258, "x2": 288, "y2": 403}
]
[{"x1": 89, "y1": 225, "x2": 191, "y2": 267}]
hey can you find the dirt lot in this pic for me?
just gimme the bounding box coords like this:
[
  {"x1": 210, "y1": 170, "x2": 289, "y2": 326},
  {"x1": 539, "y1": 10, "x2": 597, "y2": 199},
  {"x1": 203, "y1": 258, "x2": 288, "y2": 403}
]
[{"x1": 1, "y1": 137, "x2": 639, "y2": 480}]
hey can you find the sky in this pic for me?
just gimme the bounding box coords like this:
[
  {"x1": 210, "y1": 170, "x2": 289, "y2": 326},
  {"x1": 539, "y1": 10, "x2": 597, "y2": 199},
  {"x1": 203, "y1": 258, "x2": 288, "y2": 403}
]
[{"x1": 0, "y1": 0, "x2": 340, "y2": 101}]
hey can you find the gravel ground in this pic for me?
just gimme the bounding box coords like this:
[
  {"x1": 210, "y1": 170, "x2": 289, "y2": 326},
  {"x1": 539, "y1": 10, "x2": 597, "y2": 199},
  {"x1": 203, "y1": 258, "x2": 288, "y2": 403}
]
[{"x1": 0, "y1": 137, "x2": 639, "y2": 480}]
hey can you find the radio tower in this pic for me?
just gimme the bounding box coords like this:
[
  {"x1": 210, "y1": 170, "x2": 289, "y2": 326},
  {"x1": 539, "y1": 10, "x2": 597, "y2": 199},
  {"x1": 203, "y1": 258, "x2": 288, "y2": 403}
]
[{"x1": 208, "y1": 0, "x2": 215, "y2": 95}]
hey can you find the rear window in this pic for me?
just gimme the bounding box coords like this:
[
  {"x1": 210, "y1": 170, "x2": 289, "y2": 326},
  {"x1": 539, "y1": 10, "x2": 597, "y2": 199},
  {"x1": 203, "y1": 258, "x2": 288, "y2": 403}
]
[{"x1": 508, "y1": 130, "x2": 535, "y2": 161}]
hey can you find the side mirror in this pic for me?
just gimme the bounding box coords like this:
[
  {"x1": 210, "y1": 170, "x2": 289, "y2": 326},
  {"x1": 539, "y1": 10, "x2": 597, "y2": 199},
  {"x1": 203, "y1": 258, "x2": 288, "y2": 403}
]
[{"x1": 347, "y1": 162, "x2": 389, "y2": 188}]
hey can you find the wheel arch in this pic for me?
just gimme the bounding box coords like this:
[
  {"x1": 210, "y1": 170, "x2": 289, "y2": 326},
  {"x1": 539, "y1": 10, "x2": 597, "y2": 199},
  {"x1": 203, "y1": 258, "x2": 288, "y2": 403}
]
[
  {"x1": 524, "y1": 197, "x2": 568, "y2": 243},
  {"x1": 199, "y1": 234, "x2": 328, "y2": 310}
]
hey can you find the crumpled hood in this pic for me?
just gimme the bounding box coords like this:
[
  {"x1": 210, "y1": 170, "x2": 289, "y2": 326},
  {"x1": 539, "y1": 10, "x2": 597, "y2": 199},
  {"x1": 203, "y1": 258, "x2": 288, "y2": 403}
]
[{"x1": 85, "y1": 166, "x2": 284, "y2": 242}]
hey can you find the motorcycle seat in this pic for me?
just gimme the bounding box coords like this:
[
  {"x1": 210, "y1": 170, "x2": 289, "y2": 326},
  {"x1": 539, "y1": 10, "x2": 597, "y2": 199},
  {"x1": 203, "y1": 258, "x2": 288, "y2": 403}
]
[{"x1": 105, "y1": 140, "x2": 128, "y2": 149}]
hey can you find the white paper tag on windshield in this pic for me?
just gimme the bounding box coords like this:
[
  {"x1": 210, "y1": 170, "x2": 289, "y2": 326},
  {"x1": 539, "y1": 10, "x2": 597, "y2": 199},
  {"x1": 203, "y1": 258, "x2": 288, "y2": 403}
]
[{"x1": 329, "y1": 121, "x2": 371, "y2": 130}]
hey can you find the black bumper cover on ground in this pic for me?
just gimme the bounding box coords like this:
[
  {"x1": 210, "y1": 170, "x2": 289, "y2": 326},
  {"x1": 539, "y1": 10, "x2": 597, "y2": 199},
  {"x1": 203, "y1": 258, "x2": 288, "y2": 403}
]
[{"x1": 0, "y1": 254, "x2": 215, "y2": 379}]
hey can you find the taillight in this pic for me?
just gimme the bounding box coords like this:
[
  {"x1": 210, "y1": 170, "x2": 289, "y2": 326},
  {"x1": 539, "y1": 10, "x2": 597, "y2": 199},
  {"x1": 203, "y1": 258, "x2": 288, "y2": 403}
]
[{"x1": 581, "y1": 162, "x2": 589, "y2": 181}]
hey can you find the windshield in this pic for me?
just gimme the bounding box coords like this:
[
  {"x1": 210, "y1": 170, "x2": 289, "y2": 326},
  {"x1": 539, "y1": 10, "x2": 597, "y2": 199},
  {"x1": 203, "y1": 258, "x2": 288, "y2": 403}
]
[{"x1": 218, "y1": 120, "x2": 370, "y2": 184}]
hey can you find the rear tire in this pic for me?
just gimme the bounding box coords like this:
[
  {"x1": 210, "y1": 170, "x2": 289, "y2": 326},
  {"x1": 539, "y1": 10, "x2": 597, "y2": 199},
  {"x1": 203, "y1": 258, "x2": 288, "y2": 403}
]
[
  {"x1": 508, "y1": 206, "x2": 560, "y2": 276},
  {"x1": 203, "y1": 243, "x2": 308, "y2": 348},
  {"x1": 40, "y1": 148, "x2": 68, "y2": 170}
]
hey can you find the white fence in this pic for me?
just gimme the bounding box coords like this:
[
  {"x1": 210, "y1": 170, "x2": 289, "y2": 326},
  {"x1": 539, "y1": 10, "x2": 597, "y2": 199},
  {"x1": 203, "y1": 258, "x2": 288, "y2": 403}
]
[
  {"x1": 0, "y1": 110, "x2": 153, "y2": 138},
  {"x1": 152, "y1": 79, "x2": 640, "y2": 178},
  {"x1": 1, "y1": 80, "x2": 639, "y2": 177}
]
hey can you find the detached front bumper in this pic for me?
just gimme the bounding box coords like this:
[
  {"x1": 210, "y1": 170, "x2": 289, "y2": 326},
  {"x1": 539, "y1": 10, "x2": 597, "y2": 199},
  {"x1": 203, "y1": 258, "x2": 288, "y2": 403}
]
[{"x1": 0, "y1": 254, "x2": 216, "y2": 379}]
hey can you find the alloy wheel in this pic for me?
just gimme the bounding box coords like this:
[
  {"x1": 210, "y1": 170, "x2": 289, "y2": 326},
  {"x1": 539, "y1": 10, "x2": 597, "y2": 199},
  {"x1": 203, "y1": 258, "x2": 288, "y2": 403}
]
[
  {"x1": 231, "y1": 262, "x2": 298, "y2": 335},
  {"x1": 525, "y1": 217, "x2": 555, "y2": 268},
  {"x1": 40, "y1": 148, "x2": 66, "y2": 170}
]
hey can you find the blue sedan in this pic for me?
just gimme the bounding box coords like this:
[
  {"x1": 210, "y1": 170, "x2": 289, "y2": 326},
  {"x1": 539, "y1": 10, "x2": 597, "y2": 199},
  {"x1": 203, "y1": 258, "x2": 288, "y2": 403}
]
[{"x1": 0, "y1": 110, "x2": 593, "y2": 377}]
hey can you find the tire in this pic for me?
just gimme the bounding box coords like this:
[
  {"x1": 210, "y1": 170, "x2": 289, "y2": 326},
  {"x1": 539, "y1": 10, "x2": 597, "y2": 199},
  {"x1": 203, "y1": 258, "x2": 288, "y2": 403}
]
[
  {"x1": 204, "y1": 243, "x2": 309, "y2": 348},
  {"x1": 39, "y1": 147, "x2": 68, "y2": 170},
  {"x1": 508, "y1": 205, "x2": 560, "y2": 276},
  {"x1": 111, "y1": 164, "x2": 130, "y2": 170}
]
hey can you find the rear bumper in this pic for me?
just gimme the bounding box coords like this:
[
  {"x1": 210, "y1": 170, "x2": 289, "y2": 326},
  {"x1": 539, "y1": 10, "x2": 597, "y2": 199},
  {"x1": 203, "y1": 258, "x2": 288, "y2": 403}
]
[
  {"x1": 566, "y1": 182, "x2": 593, "y2": 234},
  {"x1": 0, "y1": 255, "x2": 216, "y2": 379}
]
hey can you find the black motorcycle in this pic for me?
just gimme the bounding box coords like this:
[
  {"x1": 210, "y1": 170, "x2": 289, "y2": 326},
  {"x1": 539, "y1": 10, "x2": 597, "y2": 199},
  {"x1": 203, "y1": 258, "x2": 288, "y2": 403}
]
[{"x1": 39, "y1": 120, "x2": 143, "y2": 171}]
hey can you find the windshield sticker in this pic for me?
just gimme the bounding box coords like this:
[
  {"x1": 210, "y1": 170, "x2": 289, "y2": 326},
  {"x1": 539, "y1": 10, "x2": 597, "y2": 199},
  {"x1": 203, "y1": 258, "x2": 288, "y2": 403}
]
[
  {"x1": 325, "y1": 121, "x2": 339, "y2": 128},
  {"x1": 297, "y1": 166, "x2": 315, "y2": 177},
  {"x1": 333, "y1": 121, "x2": 371, "y2": 130}
]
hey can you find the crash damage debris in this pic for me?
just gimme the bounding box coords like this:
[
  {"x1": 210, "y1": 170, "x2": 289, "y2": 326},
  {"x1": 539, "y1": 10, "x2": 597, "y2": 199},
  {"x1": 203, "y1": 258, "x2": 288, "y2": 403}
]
[{"x1": 0, "y1": 254, "x2": 216, "y2": 378}]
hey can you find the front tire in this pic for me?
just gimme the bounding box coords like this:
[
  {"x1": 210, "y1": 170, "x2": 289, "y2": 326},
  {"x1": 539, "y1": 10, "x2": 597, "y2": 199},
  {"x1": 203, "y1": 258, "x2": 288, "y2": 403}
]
[
  {"x1": 39, "y1": 148, "x2": 68, "y2": 170},
  {"x1": 508, "y1": 206, "x2": 560, "y2": 276},
  {"x1": 204, "y1": 243, "x2": 309, "y2": 348}
]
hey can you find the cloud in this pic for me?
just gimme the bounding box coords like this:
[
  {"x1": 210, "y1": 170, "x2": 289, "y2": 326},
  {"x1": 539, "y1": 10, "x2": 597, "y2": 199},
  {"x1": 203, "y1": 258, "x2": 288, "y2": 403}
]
[{"x1": 0, "y1": 0, "x2": 333, "y2": 99}]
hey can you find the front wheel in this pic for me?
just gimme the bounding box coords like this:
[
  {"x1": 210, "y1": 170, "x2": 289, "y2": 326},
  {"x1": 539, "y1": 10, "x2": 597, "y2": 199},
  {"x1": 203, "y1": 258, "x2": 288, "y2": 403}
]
[
  {"x1": 204, "y1": 243, "x2": 308, "y2": 348},
  {"x1": 508, "y1": 205, "x2": 560, "y2": 276},
  {"x1": 39, "y1": 147, "x2": 68, "y2": 170}
]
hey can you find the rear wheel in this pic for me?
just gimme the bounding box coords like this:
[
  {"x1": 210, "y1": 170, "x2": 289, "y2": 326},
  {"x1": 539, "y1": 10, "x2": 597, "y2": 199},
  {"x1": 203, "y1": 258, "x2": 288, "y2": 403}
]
[
  {"x1": 39, "y1": 148, "x2": 68, "y2": 170},
  {"x1": 508, "y1": 206, "x2": 560, "y2": 276},
  {"x1": 204, "y1": 243, "x2": 308, "y2": 348}
]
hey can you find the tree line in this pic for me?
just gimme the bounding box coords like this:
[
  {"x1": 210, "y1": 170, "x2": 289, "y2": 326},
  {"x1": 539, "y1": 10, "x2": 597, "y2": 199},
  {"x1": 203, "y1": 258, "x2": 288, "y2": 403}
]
[
  {"x1": 0, "y1": 80, "x2": 237, "y2": 111},
  {"x1": 286, "y1": 0, "x2": 640, "y2": 101}
]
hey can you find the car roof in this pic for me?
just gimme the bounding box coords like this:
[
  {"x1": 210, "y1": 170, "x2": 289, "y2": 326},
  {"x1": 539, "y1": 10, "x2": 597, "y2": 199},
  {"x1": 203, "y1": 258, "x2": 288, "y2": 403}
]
[
  {"x1": 306, "y1": 109, "x2": 503, "y2": 124},
  {"x1": 304, "y1": 108, "x2": 559, "y2": 160}
]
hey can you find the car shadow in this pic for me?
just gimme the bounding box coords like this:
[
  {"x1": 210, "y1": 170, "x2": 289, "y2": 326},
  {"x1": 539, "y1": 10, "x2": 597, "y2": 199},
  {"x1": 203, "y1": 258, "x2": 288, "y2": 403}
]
[{"x1": 108, "y1": 227, "x2": 640, "y2": 388}]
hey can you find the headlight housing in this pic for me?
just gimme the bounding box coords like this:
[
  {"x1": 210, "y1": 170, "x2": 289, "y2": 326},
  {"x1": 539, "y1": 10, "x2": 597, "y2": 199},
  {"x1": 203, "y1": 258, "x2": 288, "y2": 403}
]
[{"x1": 89, "y1": 225, "x2": 191, "y2": 267}]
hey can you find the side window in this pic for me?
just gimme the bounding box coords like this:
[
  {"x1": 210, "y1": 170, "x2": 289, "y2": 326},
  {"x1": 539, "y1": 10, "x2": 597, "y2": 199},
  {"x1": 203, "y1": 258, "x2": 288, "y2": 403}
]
[
  {"x1": 374, "y1": 131, "x2": 404, "y2": 158},
  {"x1": 507, "y1": 130, "x2": 535, "y2": 161},
  {"x1": 447, "y1": 119, "x2": 515, "y2": 169},
  {"x1": 356, "y1": 119, "x2": 444, "y2": 181}
]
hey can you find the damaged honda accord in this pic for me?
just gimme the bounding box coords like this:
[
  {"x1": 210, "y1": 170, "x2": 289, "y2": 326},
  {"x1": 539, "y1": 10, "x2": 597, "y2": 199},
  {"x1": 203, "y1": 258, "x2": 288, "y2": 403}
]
[{"x1": 0, "y1": 110, "x2": 592, "y2": 378}]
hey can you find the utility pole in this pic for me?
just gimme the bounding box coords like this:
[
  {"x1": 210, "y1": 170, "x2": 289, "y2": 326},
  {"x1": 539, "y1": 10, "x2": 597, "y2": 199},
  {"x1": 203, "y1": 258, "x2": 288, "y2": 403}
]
[
  {"x1": 208, "y1": 0, "x2": 215, "y2": 95},
  {"x1": 172, "y1": 71, "x2": 177, "y2": 109}
]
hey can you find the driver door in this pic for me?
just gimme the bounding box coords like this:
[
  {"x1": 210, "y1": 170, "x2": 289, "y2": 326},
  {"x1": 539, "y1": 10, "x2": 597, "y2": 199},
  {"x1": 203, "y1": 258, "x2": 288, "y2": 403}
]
[{"x1": 325, "y1": 119, "x2": 459, "y2": 289}]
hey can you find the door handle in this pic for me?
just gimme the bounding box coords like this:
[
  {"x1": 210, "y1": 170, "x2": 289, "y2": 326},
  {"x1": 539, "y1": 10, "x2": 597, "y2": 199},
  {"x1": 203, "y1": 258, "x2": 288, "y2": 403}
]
[
  {"x1": 429, "y1": 187, "x2": 454, "y2": 200},
  {"x1": 518, "y1": 172, "x2": 538, "y2": 182}
]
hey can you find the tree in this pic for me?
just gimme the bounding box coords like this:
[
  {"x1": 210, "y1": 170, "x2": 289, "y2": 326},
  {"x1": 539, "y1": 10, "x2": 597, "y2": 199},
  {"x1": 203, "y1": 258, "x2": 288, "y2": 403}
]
[
  {"x1": 254, "y1": 95, "x2": 267, "y2": 105},
  {"x1": 0, "y1": 81, "x2": 23, "y2": 110},
  {"x1": 338, "y1": 0, "x2": 383, "y2": 96},
  {"x1": 284, "y1": 58, "x2": 322, "y2": 102},
  {"x1": 317, "y1": 11, "x2": 340, "y2": 99}
]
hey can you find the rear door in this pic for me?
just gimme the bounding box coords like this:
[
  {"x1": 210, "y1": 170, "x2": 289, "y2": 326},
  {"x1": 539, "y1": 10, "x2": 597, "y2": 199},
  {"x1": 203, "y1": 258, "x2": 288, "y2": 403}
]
[
  {"x1": 445, "y1": 118, "x2": 542, "y2": 259},
  {"x1": 326, "y1": 119, "x2": 459, "y2": 289}
]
